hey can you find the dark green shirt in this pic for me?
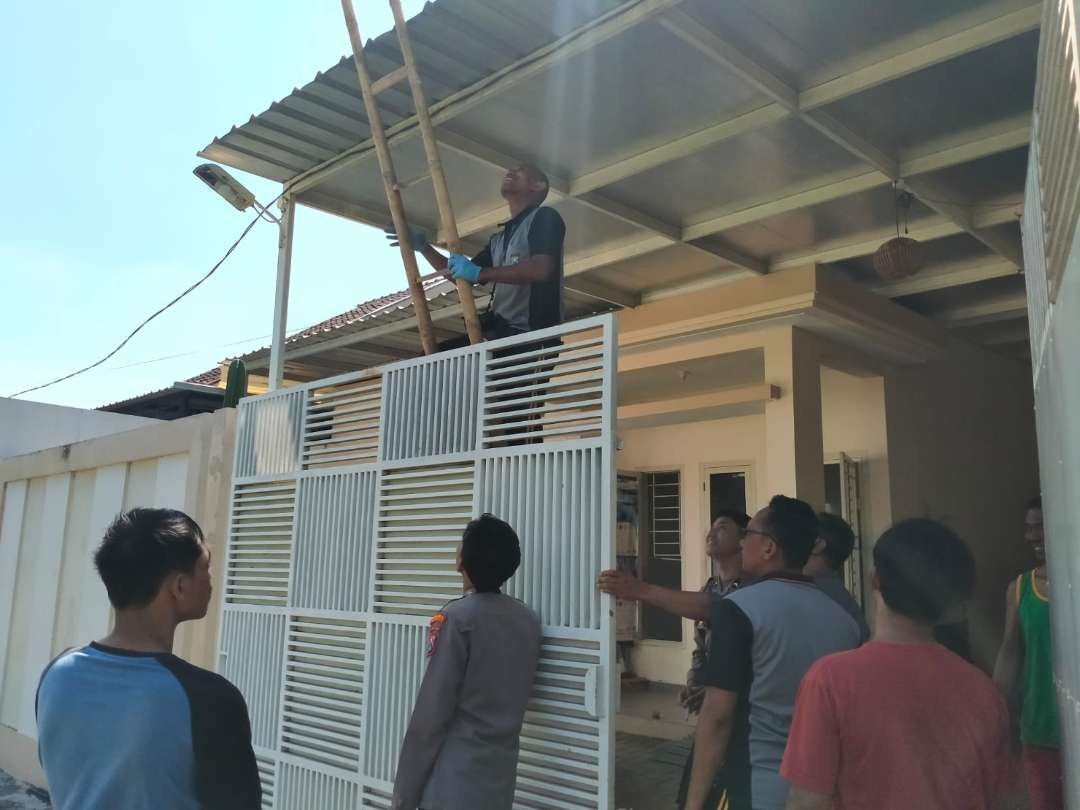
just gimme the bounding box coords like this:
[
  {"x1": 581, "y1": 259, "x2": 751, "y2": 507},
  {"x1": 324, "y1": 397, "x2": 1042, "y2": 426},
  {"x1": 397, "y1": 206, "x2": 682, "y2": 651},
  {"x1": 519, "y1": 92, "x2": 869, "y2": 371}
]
[{"x1": 1017, "y1": 570, "x2": 1060, "y2": 747}]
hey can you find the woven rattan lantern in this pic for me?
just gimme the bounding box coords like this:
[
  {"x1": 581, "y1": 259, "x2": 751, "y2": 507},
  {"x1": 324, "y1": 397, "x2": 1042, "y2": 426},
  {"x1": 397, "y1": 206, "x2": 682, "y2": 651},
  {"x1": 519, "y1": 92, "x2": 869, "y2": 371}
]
[{"x1": 873, "y1": 191, "x2": 925, "y2": 280}]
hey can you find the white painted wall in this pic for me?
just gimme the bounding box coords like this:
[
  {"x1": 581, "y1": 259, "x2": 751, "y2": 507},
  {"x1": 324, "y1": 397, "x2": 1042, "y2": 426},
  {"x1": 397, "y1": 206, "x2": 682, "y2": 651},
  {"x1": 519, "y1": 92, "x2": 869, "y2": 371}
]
[
  {"x1": 0, "y1": 410, "x2": 235, "y2": 788},
  {"x1": 0, "y1": 398, "x2": 153, "y2": 460}
]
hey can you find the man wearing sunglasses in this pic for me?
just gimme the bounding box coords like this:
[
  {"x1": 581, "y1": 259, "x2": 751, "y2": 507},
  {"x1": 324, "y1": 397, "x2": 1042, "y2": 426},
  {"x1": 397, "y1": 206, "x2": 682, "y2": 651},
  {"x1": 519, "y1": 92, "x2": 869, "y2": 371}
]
[{"x1": 684, "y1": 496, "x2": 862, "y2": 810}]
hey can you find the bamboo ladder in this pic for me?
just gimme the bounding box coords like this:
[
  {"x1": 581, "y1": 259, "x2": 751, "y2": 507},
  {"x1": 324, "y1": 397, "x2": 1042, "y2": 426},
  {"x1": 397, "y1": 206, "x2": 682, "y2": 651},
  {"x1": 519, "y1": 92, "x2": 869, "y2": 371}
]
[{"x1": 340, "y1": 0, "x2": 484, "y2": 354}]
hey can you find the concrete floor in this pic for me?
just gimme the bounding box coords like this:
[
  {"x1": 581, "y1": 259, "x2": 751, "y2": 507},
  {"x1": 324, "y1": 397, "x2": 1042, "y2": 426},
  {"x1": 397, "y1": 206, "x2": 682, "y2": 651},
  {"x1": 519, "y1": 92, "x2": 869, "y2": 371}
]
[
  {"x1": 0, "y1": 773, "x2": 49, "y2": 810},
  {"x1": 614, "y1": 681, "x2": 696, "y2": 809}
]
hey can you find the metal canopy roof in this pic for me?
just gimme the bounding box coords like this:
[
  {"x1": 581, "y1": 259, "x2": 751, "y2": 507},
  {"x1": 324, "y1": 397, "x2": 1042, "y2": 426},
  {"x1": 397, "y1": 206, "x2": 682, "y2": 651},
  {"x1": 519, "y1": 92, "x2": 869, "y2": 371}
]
[{"x1": 201, "y1": 0, "x2": 1041, "y2": 369}]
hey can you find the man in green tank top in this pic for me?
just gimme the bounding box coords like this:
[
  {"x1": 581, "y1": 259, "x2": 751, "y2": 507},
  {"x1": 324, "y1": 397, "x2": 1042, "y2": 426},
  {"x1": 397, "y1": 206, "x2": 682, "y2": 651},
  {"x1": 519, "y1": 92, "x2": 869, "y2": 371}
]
[{"x1": 993, "y1": 496, "x2": 1062, "y2": 810}]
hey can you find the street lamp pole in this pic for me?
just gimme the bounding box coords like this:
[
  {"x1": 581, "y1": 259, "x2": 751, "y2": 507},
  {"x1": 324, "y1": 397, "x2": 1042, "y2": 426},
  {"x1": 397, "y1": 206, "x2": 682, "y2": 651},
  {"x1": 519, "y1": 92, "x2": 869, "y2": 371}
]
[{"x1": 268, "y1": 196, "x2": 295, "y2": 391}]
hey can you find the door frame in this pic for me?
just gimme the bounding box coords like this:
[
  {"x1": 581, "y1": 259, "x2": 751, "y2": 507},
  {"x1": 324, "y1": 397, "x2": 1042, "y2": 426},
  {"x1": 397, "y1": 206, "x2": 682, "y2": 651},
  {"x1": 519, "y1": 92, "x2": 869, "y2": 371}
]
[{"x1": 699, "y1": 461, "x2": 755, "y2": 581}]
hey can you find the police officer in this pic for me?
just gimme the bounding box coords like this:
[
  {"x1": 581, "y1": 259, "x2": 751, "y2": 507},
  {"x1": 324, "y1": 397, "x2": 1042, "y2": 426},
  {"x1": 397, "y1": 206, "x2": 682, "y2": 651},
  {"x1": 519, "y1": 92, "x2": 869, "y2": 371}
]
[
  {"x1": 388, "y1": 163, "x2": 566, "y2": 343},
  {"x1": 392, "y1": 514, "x2": 542, "y2": 810}
]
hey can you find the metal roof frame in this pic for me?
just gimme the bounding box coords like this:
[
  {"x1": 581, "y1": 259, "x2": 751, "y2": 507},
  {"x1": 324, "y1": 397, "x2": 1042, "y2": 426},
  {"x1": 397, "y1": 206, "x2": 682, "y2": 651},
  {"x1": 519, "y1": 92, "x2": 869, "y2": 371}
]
[{"x1": 199, "y1": 0, "x2": 1042, "y2": 377}]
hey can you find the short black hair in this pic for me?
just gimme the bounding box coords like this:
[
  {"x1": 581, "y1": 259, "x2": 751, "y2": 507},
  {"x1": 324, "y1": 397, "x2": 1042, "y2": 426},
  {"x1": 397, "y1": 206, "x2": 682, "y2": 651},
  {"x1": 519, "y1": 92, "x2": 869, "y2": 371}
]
[
  {"x1": 762, "y1": 495, "x2": 818, "y2": 569},
  {"x1": 713, "y1": 509, "x2": 750, "y2": 530},
  {"x1": 873, "y1": 518, "x2": 976, "y2": 625},
  {"x1": 817, "y1": 512, "x2": 856, "y2": 571},
  {"x1": 94, "y1": 508, "x2": 205, "y2": 610},
  {"x1": 461, "y1": 514, "x2": 521, "y2": 593},
  {"x1": 1026, "y1": 495, "x2": 1042, "y2": 511}
]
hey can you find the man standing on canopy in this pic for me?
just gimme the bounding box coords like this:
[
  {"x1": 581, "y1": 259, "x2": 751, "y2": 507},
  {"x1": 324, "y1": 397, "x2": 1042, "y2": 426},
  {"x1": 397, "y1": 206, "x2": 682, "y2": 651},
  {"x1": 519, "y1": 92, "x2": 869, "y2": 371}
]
[{"x1": 388, "y1": 163, "x2": 566, "y2": 344}]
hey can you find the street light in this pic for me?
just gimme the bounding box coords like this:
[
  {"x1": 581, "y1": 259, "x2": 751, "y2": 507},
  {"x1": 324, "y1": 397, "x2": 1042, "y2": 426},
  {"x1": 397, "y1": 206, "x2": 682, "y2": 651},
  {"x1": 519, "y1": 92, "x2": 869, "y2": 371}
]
[
  {"x1": 194, "y1": 163, "x2": 294, "y2": 391},
  {"x1": 193, "y1": 163, "x2": 279, "y2": 223}
]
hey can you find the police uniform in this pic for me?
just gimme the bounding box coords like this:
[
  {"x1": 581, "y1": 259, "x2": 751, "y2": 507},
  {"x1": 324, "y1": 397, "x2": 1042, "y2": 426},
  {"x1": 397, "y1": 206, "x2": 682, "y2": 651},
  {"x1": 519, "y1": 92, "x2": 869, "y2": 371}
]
[{"x1": 392, "y1": 591, "x2": 542, "y2": 810}]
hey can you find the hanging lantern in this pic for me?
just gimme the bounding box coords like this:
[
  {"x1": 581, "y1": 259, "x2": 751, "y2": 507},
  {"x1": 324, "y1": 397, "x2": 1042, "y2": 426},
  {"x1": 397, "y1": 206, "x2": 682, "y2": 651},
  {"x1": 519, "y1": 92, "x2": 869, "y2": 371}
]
[{"x1": 873, "y1": 190, "x2": 925, "y2": 280}]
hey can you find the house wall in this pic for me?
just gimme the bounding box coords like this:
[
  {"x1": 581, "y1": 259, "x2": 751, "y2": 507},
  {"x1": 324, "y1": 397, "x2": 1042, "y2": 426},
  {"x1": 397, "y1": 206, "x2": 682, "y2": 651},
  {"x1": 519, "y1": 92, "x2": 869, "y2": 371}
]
[
  {"x1": 617, "y1": 414, "x2": 767, "y2": 684},
  {"x1": 820, "y1": 368, "x2": 891, "y2": 626},
  {"x1": 617, "y1": 365, "x2": 891, "y2": 686},
  {"x1": 884, "y1": 340, "x2": 1039, "y2": 671},
  {"x1": 0, "y1": 398, "x2": 153, "y2": 460},
  {"x1": 0, "y1": 409, "x2": 235, "y2": 788}
]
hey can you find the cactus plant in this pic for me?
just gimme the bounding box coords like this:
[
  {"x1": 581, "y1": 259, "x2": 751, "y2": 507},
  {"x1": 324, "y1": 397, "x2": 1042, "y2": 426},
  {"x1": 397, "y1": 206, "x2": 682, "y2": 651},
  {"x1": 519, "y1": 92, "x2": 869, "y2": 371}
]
[{"x1": 222, "y1": 359, "x2": 248, "y2": 408}]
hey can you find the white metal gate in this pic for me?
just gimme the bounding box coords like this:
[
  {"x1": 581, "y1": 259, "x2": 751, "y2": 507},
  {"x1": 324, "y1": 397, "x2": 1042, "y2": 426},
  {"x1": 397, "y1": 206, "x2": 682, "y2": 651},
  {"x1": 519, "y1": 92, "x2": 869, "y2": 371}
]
[{"x1": 218, "y1": 314, "x2": 618, "y2": 810}]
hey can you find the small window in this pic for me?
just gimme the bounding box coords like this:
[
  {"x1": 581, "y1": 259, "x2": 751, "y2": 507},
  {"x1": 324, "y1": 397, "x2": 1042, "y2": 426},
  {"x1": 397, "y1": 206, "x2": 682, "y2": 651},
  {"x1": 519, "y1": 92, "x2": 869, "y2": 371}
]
[{"x1": 647, "y1": 471, "x2": 681, "y2": 560}]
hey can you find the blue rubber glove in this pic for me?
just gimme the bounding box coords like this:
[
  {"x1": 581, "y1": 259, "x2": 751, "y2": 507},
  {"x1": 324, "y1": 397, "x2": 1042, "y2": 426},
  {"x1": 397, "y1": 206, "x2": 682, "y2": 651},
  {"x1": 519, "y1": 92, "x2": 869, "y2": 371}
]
[
  {"x1": 448, "y1": 253, "x2": 482, "y2": 283},
  {"x1": 384, "y1": 226, "x2": 428, "y2": 251}
]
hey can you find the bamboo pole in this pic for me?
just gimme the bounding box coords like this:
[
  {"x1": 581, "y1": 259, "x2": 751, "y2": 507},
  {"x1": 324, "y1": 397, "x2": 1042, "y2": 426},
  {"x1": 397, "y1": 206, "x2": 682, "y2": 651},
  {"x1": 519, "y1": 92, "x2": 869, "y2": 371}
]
[
  {"x1": 389, "y1": 0, "x2": 484, "y2": 346},
  {"x1": 340, "y1": 0, "x2": 438, "y2": 355}
]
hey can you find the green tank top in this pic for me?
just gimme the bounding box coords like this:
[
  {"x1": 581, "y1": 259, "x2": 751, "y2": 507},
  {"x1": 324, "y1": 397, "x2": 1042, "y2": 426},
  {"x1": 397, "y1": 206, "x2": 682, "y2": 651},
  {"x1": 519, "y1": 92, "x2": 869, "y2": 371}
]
[{"x1": 1017, "y1": 570, "x2": 1060, "y2": 747}]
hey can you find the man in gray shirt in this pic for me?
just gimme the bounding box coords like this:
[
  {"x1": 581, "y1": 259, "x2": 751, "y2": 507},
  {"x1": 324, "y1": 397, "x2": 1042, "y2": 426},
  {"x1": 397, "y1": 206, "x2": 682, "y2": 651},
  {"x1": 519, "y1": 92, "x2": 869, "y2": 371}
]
[
  {"x1": 686, "y1": 497, "x2": 861, "y2": 810},
  {"x1": 392, "y1": 514, "x2": 542, "y2": 810},
  {"x1": 804, "y1": 512, "x2": 870, "y2": 643},
  {"x1": 390, "y1": 163, "x2": 565, "y2": 341}
]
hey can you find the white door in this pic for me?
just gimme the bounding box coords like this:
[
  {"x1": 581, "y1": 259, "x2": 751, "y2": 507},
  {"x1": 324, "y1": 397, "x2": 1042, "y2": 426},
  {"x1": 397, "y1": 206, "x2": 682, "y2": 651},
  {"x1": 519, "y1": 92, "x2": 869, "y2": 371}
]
[
  {"x1": 837, "y1": 453, "x2": 864, "y2": 606},
  {"x1": 217, "y1": 314, "x2": 618, "y2": 809}
]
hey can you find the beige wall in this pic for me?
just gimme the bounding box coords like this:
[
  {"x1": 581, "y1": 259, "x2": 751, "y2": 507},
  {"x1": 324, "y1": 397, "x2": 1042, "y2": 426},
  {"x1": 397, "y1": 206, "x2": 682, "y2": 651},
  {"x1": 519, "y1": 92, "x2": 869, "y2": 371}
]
[
  {"x1": 618, "y1": 414, "x2": 766, "y2": 684},
  {"x1": 0, "y1": 410, "x2": 235, "y2": 787},
  {"x1": 618, "y1": 363, "x2": 893, "y2": 686},
  {"x1": 821, "y1": 367, "x2": 892, "y2": 623},
  {"x1": 884, "y1": 340, "x2": 1038, "y2": 670}
]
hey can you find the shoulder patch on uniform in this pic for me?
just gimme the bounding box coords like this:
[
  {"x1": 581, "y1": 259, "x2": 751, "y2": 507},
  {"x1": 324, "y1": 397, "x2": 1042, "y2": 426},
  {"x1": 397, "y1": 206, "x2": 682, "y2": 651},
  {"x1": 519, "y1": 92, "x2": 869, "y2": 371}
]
[{"x1": 426, "y1": 612, "x2": 447, "y2": 658}]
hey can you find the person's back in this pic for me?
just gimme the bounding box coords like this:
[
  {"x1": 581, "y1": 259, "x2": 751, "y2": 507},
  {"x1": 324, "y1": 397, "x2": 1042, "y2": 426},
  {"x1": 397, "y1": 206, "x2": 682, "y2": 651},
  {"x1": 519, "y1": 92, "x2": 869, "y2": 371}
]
[
  {"x1": 412, "y1": 592, "x2": 541, "y2": 808},
  {"x1": 37, "y1": 644, "x2": 256, "y2": 810},
  {"x1": 35, "y1": 508, "x2": 260, "y2": 810},
  {"x1": 784, "y1": 518, "x2": 1006, "y2": 810},
  {"x1": 724, "y1": 577, "x2": 861, "y2": 807},
  {"x1": 784, "y1": 642, "x2": 1007, "y2": 809},
  {"x1": 393, "y1": 514, "x2": 542, "y2": 810}
]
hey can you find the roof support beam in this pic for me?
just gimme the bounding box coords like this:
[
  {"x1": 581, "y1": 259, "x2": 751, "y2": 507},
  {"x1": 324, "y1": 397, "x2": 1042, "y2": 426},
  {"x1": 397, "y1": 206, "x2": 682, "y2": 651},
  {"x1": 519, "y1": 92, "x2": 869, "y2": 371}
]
[
  {"x1": 799, "y1": 1, "x2": 1042, "y2": 110},
  {"x1": 434, "y1": 128, "x2": 766, "y2": 274},
  {"x1": 660, "y1": 7, "x2": 1029, "y2": 267},
  {"x1": 871, "y1": 257, "x2": 1020, "y2": 298},
  {"x1": 769, "y1": 203, "x2": 1021, "y2": 271},
  {"x1": 937, "y1": 292, "x2": 1030, "y2": 327}
]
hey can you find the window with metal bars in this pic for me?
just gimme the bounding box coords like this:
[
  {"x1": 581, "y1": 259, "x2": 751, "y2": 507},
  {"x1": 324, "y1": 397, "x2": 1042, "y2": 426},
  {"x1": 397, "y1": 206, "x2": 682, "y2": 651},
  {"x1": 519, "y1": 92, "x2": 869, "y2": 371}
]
[
  {"x1": 642, "y1": 471, "x2": 682, "y2": 641},
  {"x1": 647, "y1": 471, "x2": 681, "y2": 560}
]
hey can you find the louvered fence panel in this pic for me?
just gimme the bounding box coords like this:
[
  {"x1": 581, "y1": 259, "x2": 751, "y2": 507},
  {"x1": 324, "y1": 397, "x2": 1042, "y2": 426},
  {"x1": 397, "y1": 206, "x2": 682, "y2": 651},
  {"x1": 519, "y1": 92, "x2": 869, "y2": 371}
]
[
  {"x1": 382, "y1": 352, "x2": 480, "y2": 459},
  {"x1": 303, "y1": 373, "x2": 383, "y2": 470},
  {"x1": 373, "y1": 463, "x2": 474, "y2": 616},
  {"x1": 219, "y1": 315, "x2": 617, "y2": 808},
  {"x1": 514, "y1": 636, "x2": 606, "y2": 809},
  {"x1": 292, "y1": 472, "x2": 376, "y2": 612},
  {"x1": 226, "y1": 481, "x2": 295, "y2": 607},
  {"x1": 236, "y1": 389, "x2": 304, "y2": 477},
  {"x1": 256, "y1": 754, "x2": 277, "y2": 810},
  {"x1": 479, "y1": 448, "x2": 603, "y2": 630},
  {"x1": 278, "y1": 763, "x2": 360, "y2": 809},
  {"x1": 218, "y1": 611, "x2": 285, "y2": 749},
  {"x1": 281, "y1": 616, "x2": 367, "y2": 772}
]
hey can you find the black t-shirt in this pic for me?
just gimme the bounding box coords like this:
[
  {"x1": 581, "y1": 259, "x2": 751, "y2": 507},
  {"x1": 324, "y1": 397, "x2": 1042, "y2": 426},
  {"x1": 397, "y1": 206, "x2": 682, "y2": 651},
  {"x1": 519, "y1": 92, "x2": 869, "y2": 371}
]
[{"x1": 472, "y1": 205, "x2": 565, "y2": 332}]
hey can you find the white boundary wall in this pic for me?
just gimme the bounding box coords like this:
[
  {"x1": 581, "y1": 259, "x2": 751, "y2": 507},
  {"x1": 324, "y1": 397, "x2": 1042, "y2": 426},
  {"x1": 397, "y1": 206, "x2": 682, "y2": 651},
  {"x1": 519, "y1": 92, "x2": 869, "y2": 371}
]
[
  {"x1": 219, "y1": 315, "x2": 618, "y2": 810},
  {"x1": 0, "y1": 409, "x2": 235, "y2": 786}
]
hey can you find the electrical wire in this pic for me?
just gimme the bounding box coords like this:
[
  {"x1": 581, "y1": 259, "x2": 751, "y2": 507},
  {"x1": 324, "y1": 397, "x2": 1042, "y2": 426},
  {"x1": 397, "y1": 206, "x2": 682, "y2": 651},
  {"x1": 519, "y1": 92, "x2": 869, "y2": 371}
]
[
  {"x1": 98, "y1": 326, "x2": 307, "y2": 373},
  {"x1": 9, "y1": 190, "x2": 286, "y2": 399}
]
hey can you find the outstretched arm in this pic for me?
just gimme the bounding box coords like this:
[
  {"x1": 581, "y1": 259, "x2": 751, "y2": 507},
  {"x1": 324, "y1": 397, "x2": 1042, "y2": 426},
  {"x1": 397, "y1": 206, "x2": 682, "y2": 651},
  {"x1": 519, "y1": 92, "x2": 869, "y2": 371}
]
[{"x1": 597, "y1": 569, "x2": 711, "y2": 621}]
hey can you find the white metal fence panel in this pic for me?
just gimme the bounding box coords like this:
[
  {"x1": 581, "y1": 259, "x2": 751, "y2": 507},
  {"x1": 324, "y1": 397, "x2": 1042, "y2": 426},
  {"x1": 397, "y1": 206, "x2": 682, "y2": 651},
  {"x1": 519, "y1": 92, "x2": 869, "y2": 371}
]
[{"x1": 218, "y1": 315, "x2": 617, "y2": 809}]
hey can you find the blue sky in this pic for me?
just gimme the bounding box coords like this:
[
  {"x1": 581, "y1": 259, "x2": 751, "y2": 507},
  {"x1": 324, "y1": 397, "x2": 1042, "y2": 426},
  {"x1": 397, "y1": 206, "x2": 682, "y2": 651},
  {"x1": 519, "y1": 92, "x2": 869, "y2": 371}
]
[{"x1": 2, "y1": 0, "x2": 427, "y2": 408}]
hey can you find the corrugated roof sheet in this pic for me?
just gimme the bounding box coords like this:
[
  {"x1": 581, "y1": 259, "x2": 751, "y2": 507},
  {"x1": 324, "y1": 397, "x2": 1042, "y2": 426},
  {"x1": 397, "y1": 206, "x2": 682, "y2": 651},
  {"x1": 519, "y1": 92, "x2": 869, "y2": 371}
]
[{"x1": 200, "y1": 0, "x2": 625, "y2": 182}]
